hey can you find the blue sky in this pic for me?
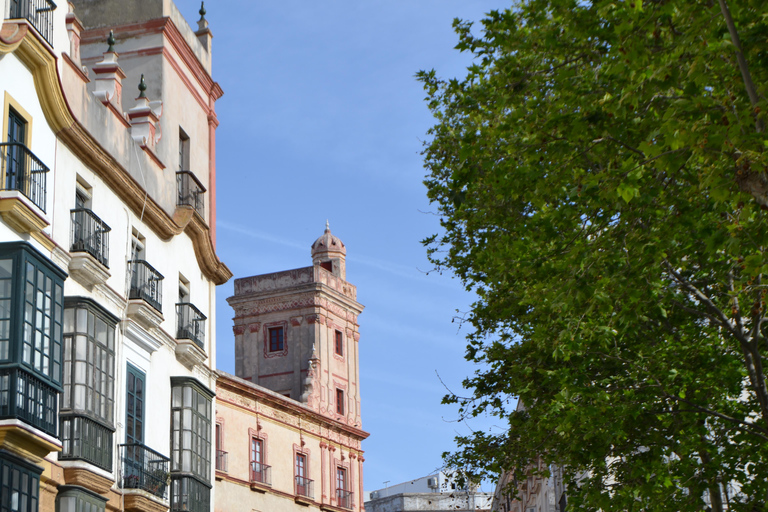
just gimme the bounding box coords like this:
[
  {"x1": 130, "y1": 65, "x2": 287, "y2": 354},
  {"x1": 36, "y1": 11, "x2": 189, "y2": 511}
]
[{"x1": 174, "y1": 0, "x2": 507, "y2": 492}]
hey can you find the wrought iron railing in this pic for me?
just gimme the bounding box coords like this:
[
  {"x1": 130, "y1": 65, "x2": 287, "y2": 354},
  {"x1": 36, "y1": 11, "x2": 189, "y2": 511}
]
[
  {"x1": 0, "y1": 366, "x2": 58, "y2": 437},
  {"x1": 215, "y1": 450, "x2": 227, "y2": 472},
  {"x1": 128, "y1": 260, "x2": 163, "y2": 312},
  {"x1": 250, "y1": 462, "x2": 271, "y2": 486},
  {"x1": 336, "y1": 489, "x2": 353, "y2": 510},
  {"x1": 60, "y1": 414, "x2": 114, "y2": 472},
  {"x1": 119, "y1": 443, "x2": 170, "y2": 500},
  {"x1": 6, "y1": 0, "x2": 57, "y2": 45},
  {"x1": 0, "y1": 142, "x2": 49, "y2": 212},
  {"x1": 70, "y1": 209, "x2": 111, "y2": 267},
  {"x1": 295, "y1": 475, "x2": 314, "y2": 499},
  {"x1": 176, "y1": 303, "x2": 206, "y2": 350},
  {"x1": 176, "y1": 171, "x2": 205, "y2": 217}
]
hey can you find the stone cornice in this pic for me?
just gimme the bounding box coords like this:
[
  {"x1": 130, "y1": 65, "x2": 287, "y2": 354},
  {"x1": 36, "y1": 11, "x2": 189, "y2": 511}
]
[
  {"x1": 0, "y1": 21, "x2": 232, "y2": 285},
  {"x1": 216, "y1": 372, "x2": 369, "y2": 441}
]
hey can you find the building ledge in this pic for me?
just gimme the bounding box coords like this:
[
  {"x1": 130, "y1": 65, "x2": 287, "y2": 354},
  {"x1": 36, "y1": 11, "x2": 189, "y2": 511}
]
[
  {"x1": 249, "y1": 480, "x2": 270, "y2": 493},
  {"x1": 122, "y1": 489, "x2": 169, "y2": 512},
  {"x1": 63, "y1": 465, "x2": 114, "y2": 494},
  {"x1": 126, "y1": 299, "x2": 164, "y2": 330},
  {"x1": 0, "y1": 419, "x2": 61, "y2": 463},
  {"x1": 0, "y1": 192, "x2": 48, "y2": 234},
  {"x1": 68, "y1": 252, "x2": 111, "y2": 290},
  {"x1": 123, "y1": 320, "x2": 164, "y2": 354},
  {"x1": 295, "y1": 495, "x2": 316, "y2": 507},
  {"x1": 175, "y1": 339, "x2": 207, "y2": 369}
]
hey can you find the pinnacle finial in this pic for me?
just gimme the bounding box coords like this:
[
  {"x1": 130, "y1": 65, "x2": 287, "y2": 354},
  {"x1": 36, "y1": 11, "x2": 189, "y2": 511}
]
[
  {"x1": 325, "y1": 219, "x2": 330, "y2": 232},
  {"x1": 199, "y1": 1, "x2": 206, "y2": 18},
  {"x1": 107, "y1": 30, "x2": 116, "y2": 52},
  {"x1": 138, "y1": 74, "x2": 147, "y2": 98}
]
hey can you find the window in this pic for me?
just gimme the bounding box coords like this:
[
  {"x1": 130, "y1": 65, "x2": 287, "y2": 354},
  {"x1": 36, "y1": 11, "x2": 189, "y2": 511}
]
[
  {"x1": 249, "y1": 437, "x2": 270, "y2": 485},
  {"x1": 70, "y1": 180, "x2": 110, "y2": 268},
  {"x1": 268, "y1": 327, "x2": 283, "y2": 352},
  {"x1": 336, "y1": 388, "x2": 345, "y2": 415},
  {"x1": 336, "y1": 467, "x2": 352, "y2": 509},
  {"x1": 0, "y1": 242, "x2": 65, "y2": 437},
  {"x1": 295, "y1": 453, "x2": 312, "y2": 498},
  {"x1": 334, "y1": 330, "x2": 343, "y2": 356},
  {"x1": 215, "y1": 423, "x2": 226, "y2": 472},
  {"x1": 60, "y1": 298, "x2": 117, "y2": 471},
  {"x1": 170, "y1": 377, "x2": 213, "y2": 512},
  {"x1": 0, "y1": 452, "x2": 41, "y2": 512},
  {"x1": 179, "y1": 128, "x2": 190, "y2": 171},
  {"x1": 5, "y1": 107, "x2": 27, "y2": 193},
  {"x1": 56, "y1": 485, "x2": 108, "y2": 512}
]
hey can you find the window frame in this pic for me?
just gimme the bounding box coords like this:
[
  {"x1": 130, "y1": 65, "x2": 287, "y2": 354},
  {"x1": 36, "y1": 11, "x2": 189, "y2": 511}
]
[
  {"x1": 334, "y1": 330, "x2": 343, "y2": 357},
  {"x1": 336, "y1": 388, "x2": 345, "y2": 415},
  {"x1": 0, "y1": 451, "x2": 42, "y2": 512},
  {"x1": 268, "y1": 326, "x2": 283, "y2": 353},
  {"x1": 170, "y1": 376, "x2": 214, "y2": 512}
]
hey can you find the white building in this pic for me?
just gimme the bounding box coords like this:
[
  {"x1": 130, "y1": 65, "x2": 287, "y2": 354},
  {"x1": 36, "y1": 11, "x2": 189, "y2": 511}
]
[{"x1": 0, "y1": 1, "x2": 230, "y2": 512}]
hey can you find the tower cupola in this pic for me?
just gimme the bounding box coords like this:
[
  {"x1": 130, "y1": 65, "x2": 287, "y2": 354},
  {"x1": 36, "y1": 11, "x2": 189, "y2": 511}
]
[{"x1": 311, "y1": 221, "x2": 346, "y2": 278}]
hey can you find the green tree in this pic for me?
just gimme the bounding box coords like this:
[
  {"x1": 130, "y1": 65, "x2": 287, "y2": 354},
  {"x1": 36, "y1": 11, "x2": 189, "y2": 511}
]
[{"x1": 419, "y1": 0, "x2": 768, "y2": 509}]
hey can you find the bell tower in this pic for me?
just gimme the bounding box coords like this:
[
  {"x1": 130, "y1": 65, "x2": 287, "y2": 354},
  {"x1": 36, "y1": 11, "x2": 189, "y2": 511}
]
[{"x1": 228, "y1": 224, "x2": 364, "y2": 427}]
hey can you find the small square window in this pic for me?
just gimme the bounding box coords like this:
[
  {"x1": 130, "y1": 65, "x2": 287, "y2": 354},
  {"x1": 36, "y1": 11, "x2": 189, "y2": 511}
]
[
  {"x1": 269, "y1": 327, "x2": 284, "y2": 352},
  {"x1": 334, "y1": 330, "x2": 343, "y2": 356},
  {"x1": 336, "y1": 388, "x2": 344, "y2": 415}
]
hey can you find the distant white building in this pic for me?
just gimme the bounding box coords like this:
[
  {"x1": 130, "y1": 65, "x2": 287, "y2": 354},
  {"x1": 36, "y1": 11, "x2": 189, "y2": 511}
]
[{"x1": 365, "y1": 471, "x2": 493, "y2": 512}]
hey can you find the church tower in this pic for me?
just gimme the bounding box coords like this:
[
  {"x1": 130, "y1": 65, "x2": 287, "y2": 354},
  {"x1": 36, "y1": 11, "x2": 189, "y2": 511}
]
[{"x1": 228, "y1": 224, "x2": 364, "y2": 427}]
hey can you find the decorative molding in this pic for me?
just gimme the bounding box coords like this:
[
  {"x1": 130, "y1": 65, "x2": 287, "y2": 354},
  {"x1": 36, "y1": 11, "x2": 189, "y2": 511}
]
[
  {"x1": 249, "y1": 322, "x2": 261, "y2": 333},
  {"x1": 175, "y1": 339, "x2": 207, "y2": 369},
  {"x1": 125, "y1": 299, "x2": 164, "y2": 331},
  {"x1": 0, "y1": 193, "x2": 49, "y2": 234},
  {"x1": 233, "y1": 324, "x2": 246, "y2": 335},
  {"x1": 122, "y1": 490, "x2": 169, "y2": 512},
  {"x1": 122, "y1": 318, "x2": 164, "y2": 354},
  {"x1": 0, "y1": 420, "x2": 62, "y2": 463},
  {"x1": 68, "y1": 252, "x2": 111, "y2": 290},
  {"x1": 62, "y1": 466, "x2": 114, "y2": 494}
]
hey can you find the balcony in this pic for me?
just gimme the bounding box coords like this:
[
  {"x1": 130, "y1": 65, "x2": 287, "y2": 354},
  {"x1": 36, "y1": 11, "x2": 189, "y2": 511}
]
[
  {"x1": 249, "y1": 462, "x2": 271, "y2": 489},
  {"x1": 70, "y1": 209, "x2": 110, "y2": 267},
  {"x1": 5, "y1": 0, "x2": 56, "y2": 46},
  {"x1": 119, "y1": 443, "x2": 170, "y2": 500},
  {"x1": 60, "y1": 415, "x2": 114, "y2": 472},
  {"x1": 295, "y1": 475, "x2": 314, "y2": 500},
  {"x1": 336, "y1": 489, "x2": 354, "y2": 510},
  {"x1": 0, "y1": 143, "x2": 50, "y2": 236},
  {"x1": 0, "y1": 366, "x2": 58, "y2": 437},
  {"x1": 176, "y1": 171, "x2": 205, "y2": 217},
  {"x1": 128, "y1": 260, "x2": 163, "y2": 313},
  {"x1": 176, "y1": 303, "x2": 206, "y2": 350},
  {"x1": 215, "y1": 450, "x2": 227, "y2": 472}
]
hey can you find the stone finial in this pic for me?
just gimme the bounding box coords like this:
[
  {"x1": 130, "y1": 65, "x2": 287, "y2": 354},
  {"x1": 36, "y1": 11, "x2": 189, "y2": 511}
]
[
  {"x1": 137, "y1": 74, "x2": 147, "y2": 98},
  {"x1": 65, "y1": 2, "x2": 84, "y2": 65},
  {"x1": 128, "y1": 75, "x2": 163, "y2": 147},
  {"x1": 199, "y1": 1, "x2": 206, "y2": 19},
  {"x1": 92, "y1": 33, "x2": 127, "y2": 107},
  {"x1": 106, "y1": 30, "x2": 115, "y2": 52},
  {"x1": 325, "y1": 219, "x2": 330, "y2": 232}
]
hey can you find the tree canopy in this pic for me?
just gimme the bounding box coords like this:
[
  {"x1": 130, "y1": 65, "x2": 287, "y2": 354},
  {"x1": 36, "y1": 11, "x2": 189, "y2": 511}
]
[{"x1": 419, "y1": 0, "x2": 768, "y2": 509}]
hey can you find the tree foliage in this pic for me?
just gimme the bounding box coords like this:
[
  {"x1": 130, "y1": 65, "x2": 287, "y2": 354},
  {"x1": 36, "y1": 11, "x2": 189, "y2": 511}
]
[{"x1": 419, "y1": 0, "x2": 768, "y2": 509}]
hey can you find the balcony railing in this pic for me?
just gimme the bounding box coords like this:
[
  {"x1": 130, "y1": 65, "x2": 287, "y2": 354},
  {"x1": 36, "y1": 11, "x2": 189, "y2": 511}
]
[
  {"x1": 250, "y1": 462, "x2": 271, "y2": 486},
  {"x1": 176, "y1": 171, "x2": 205, "y2": 217},
  {"x1": 6, "y1": 0, "x2": 57, "y2": 45},
  {"x1": 0, "y1": 366, "x2": 58, "y2": 437},
  {"x1": 119, "y1": 443, "x2": 170, "y2": 500},
  {"x1": 295, "y1": 475, "x2": 314, "y2": 500},
  {"x1": 60, "y1": 414, "x2": 114, "y2": 472},
  {"x1": 176, "y1": 303, "x2": 206, "y2": 350},
  {"x1": 128, "y1": 260, "x2": 163, "y2": 312},
  {"x1": 0, "y1": 142, "x2": 49, "y2": 212},
  {"x1": 336, "y1": 489, "x2": 353, "y2": 510},
  {"x1": 70, "y1": 209, "x2": 111, "y2": 267},
  {"x1": 215, "y1": 450, "x2": 227, "y2": 472}
]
